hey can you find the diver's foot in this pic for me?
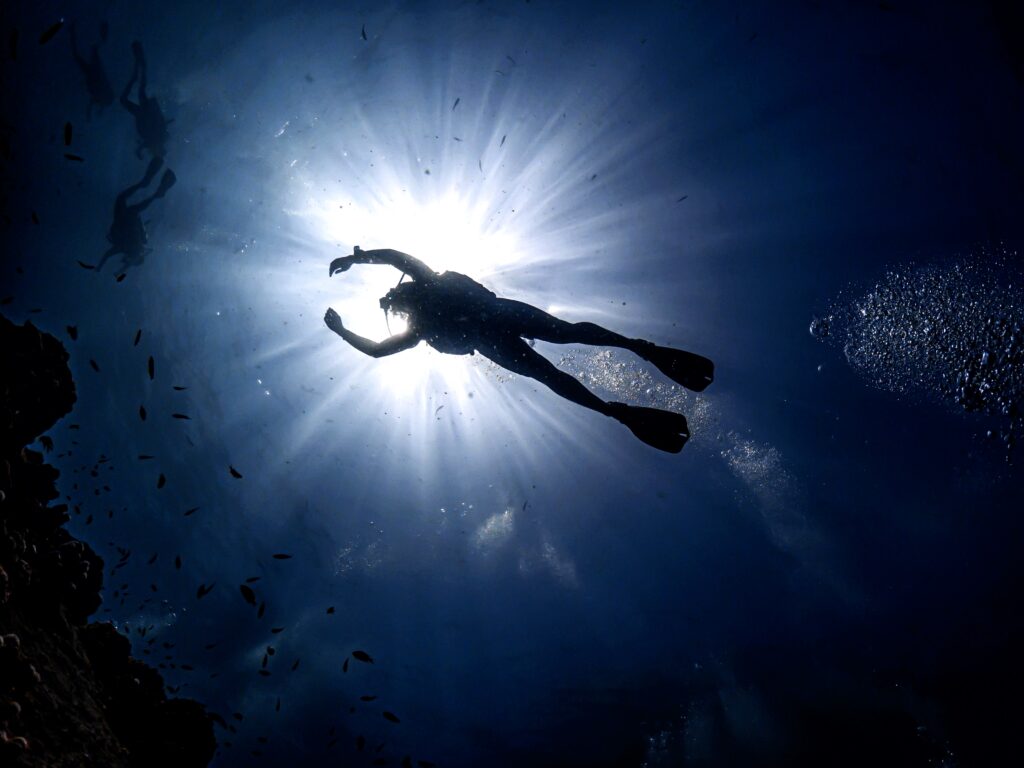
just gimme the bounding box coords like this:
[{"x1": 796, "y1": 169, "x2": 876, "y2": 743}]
[
  {"x1": 131, "y1": 40, "x2": 145, "y2": 63},
  {"x1": 634, "y1": 341, "x2": 714, "y2": 392},
  {"x1": 607, "y1": 402, "x2": 689, "y2": 453},
  {"x1": 155, "y1": 168, "x2": 177, "y2": 196}
]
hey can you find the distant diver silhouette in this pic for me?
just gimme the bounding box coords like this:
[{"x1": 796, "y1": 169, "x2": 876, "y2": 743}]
[
  {"x1": 70, "y1": 21, "x2": 114, "y2": 118},
  {"x1": 96, "y1": 156, "x2": 176, "y2": 274},
  {"x1": 324, "y1": 247, "x2": 714, "y2": 452},
  {"x1": 121, "y1": 40, "x2": 172, "y2": 158}
]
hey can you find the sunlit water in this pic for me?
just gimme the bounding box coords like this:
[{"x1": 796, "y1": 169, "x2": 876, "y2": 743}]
[{"x1": 3, "y1": 1, "x2": 1023, "y2": 766}]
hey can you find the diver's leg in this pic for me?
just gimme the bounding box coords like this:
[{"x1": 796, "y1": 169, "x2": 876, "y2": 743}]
[
  {"x1": 477, "y1": 335, "x2": 614, "y2": 416},
  {"x1": 495, "y1": 300, "x2": 713, "y2": 392},
  {"x1": 496, "y1": 299, "x2": 644, "y2": 350},
  {"x1": 132, "y1": 169, "x2": 176, "y2": 213},
  {"x1": 477, "y1": 335, "x2": 690, "y2": 452}
]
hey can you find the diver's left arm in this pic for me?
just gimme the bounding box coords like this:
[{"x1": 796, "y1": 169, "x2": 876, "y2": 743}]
[
  {"x1": 328, "y1": 246, "x2": 436, "y2": 282},
  {"x1": 324, "y1": 308, "x2": 420, "y2": 357}
]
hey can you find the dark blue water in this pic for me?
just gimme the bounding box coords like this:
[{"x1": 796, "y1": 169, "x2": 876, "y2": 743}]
[{"x1": 3, "y1": 1, "x2": 1022, "y2": 765}]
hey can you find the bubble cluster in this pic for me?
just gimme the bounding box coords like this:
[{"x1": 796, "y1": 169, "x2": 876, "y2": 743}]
[{"x1": 812, "y1": 248, "x2": 1023, "y2": 456}]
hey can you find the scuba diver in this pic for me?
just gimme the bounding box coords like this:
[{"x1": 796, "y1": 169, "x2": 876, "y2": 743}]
[
  {"x1": 70, "y1": 21, "x2": 115, "y2": 118},
  {"x1": 120, "y1": 41, "x2": 172, "y2": 159},
  {"x1": 96, "y1": 156, "x2": 176, "y2": 274},
  {"x1": 324, "y1": 247, "x2": 714, "y2": 453}
]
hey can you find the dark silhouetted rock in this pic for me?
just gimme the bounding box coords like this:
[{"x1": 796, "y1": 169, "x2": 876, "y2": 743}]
[{"x1": 0, "y1": 315, "x2": 215, "y2": 767}]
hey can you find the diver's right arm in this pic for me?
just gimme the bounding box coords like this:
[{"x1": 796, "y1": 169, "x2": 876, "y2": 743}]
[
  {"x1": 328, "y1": 246, "x2": 436, "y2": 282},
  {"x1": 324, "y1": 308, "x2": 420, "y2": 358}
]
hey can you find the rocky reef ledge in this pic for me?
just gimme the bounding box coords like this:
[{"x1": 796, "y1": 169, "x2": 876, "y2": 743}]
[{"x1": 0, "y1": 314, "x2": 216, "y2": 767}]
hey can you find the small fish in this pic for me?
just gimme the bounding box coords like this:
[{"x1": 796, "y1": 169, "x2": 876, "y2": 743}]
[
  {"x1": 275, "y1": 698, "x2": 281, "y2": 712},
  {"x1": 590, "y1": 173, "x2": 597, "y2": 181},
  {"x1": 64, "y1": 122, "x2": 72, "y2": 146},
  {"x1": 382, "y1": 711, "x2": 400, "y2": 724},
  {"x1": 453, "y1": 136, "x2": 462, "y2": 142},
  {"x1": 173, "y1": 385, "x2": 187, "y2": 390},
  {"x1": 361, "y1": 24, "x2": 367, "y2": 41},
  {"x1": 245, "y1": 576, "x2": 261, "y2": 583},
  {"x1": 196, "y1": 583, "x2": 215, "y2": 599},
  {"x1": 171, "y1": 413, "x2": 190, "y2": 420},
  {"x1": 352, "y1": 650, "x2": 374, "y2": 664},
  {"x1": 291, "y1": 658, "x2": 300, "y2": 671},
  {"x1": 133, "y1": 329, "x2": 142, "y2": 345},
  {"x1": 257, "y1": 601, "x2": 266, "y2": 618},
  {"x1": 64, "y1": 153, "x2": 84, "y2": 162},
  {"x1": 115, "y1": 273, "x2": 126, "y2": 283},
  {"x1": 452, "y1": 97, "x2": 460, "y2": 111},
  {"x1": 148, "y1": 356, "x2": 155, "y2": 379},
  {"x1": 343, "y1": 658, "x2": 349, "y2": 673},
  {"x1": 507, "y1": 55, "x2": 517, "y2": 65},
  {"x1": 272, "y1": 553, "x2": 292, "y2": 560},
  {"x1": 435, "y1": 405, "x2": 444, "y2": 415},
  {"x1": 66, "y1": 325, "x2": 78, "y2": 340},
  {"x1": 184, "y1": 506, "x2": 199, "y2": 516},
  {"x1": 239, "y1": 584, "x2": 256, "y2": 606},
  {"x1": 360, "y1": 695, "x2": 377, "y2": 702},
  {"x1": 478, "y1": 159, "x2": 482, "y2": 172},
  {"x1": 138, "y1": 454, "x2": 154, "y2": 460},
  {"x1": 326, "y1": 606, "x2": 335, "y2": 614},
  {"x1": 157, "y1": 473, "x2": 166, "y2": 489},
  {"x1": 676, "y1": 195, "x2": 688, "y2": 202},
  {"x1": 139, "y1": 405, "x2": 147, "y2": 421},
  {"x1": 229, "y1": 465, "x2": 243, "y2": 478},
  {"x1": 89, "y1": 359, "x2": 100, "y2": 372},
  {"x1": 175, "y1": 555, "x2": 182, "y2": 569},
  {"x1": 39, "y1": 20, "x2": 64, "y2": 45},
  {"x1": 271, "y1": 627, "x2": 284, "y2": 634},
  {"x1": 258, "y1": 669, "x2": 271, "y2": 677},
  {"x1": 500, "y1": 134, "x2": 506, "y2": 147}
]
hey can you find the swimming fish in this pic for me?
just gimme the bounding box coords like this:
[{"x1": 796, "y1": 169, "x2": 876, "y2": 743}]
[
  {"x1": 272, "y1": 553, "x2": 292, "y2": 560},
  {"x1": 156, "y1": 473, "x2": 165, "y2": 489},
  {"x1": 382, "y1": 711, "x2": 400, "y2": 724},
  {"x1": 39, "y1": 20, "x2": 64, "y2": 45},
  {"x1": 64, "y1": 122, "x2": 72, "y2": 146},
  {"x1": 139, "y1": 405, "x2": 147, "y2": 421},
  {"x1": 66, "y1": 325, "x2": 78, "y2": 339},
  {"x1": 148, "y1": 356, "x2": 154, "y2": 379},
  {"x1": 196, "y1": 583, "x2": 215, "y2": 599},
  {"x1": 361, "y1": 24, "x2": 367, "y2": 41},
  {"x1": 352, "y1": 650, "x2": 374, "y2": 663},
  {"x1": 239, "y1": 585, "x2": 256, "y2": 606},
  {"x1": 229, "y1": 465, "x2": 243, "y2": 478},
  {"x1": 134, "y1": 329, "x2": 142, "y2": 345},
  {"x1": 452, "y1": 97, "x2": 460, "y2": 111}
]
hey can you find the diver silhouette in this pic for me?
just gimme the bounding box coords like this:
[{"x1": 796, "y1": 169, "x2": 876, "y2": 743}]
[
  {"x1": 324, "y1": 247, "x2": 714, "y2": 452},
  {"x1": 96, "y1": 156, "x2": 176, "y2": 274},
  {"x1": 120, "y1": 41, "x2": 172, "y2": 159},
  {"x1": 70, "y1": 22, "x2": 114, "y2": 118}
]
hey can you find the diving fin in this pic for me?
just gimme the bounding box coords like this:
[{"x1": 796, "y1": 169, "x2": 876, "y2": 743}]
[
  {"x1": 608, "y1": 402, "x2": 689, "y2": 453},
  {"x1": 636, "y1": 343, "x2": 714, "y2": 392}
]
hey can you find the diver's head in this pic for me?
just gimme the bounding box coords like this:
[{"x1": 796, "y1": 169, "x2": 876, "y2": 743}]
[{"x1": 379, "y1": 282, "x2": 419, "y2": 316}]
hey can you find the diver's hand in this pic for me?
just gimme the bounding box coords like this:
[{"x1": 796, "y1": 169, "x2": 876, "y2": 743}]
[
  {"x1": 329, "y1": 256, "x2": 353, "y2": 276},
  {"x1": 324, "y1": 307, "x2": 344, "y2": 333}
]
